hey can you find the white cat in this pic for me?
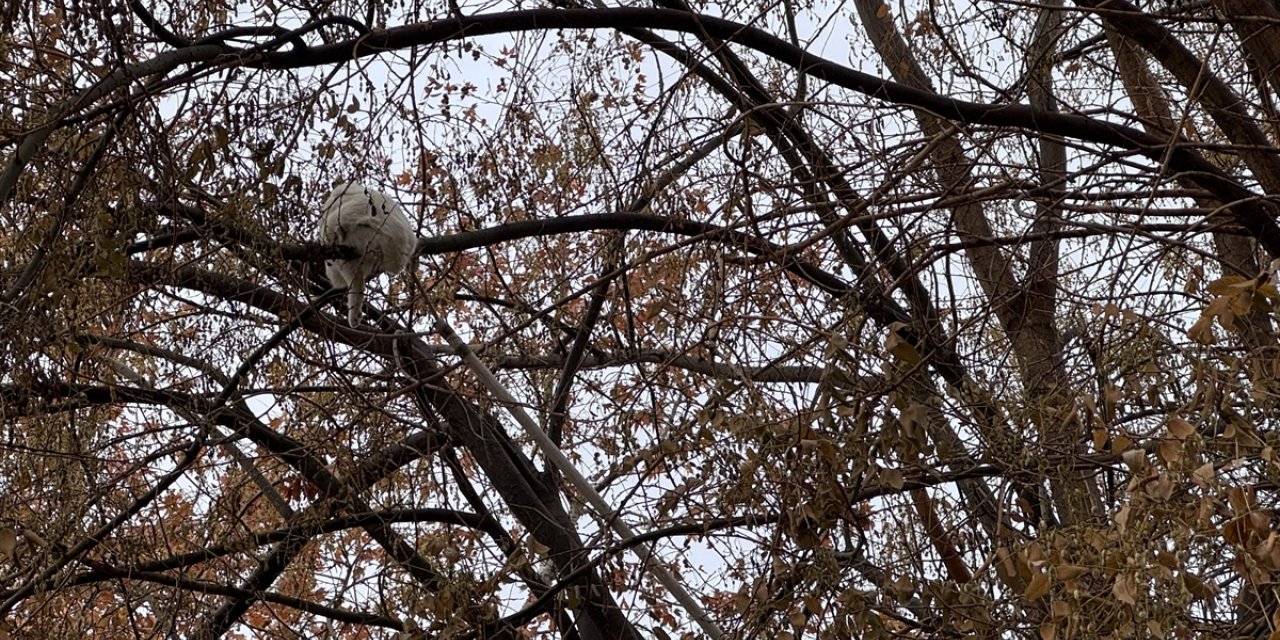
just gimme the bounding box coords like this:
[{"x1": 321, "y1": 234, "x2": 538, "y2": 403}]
[{"x1": 318, "y1": 182, "x2": 416, "y2": 327}]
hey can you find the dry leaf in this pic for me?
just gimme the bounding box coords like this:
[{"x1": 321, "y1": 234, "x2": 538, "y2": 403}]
[
  {"x1": 1167, "y1": 417, "x2": 1195, "y2": 439},
  {"x1": 1024, "y1": 571, "x2": 1051, "y2": 600},
  {"x1": 1039, "y1": 622, "x2": 1057, "y2": 640},
  {"x1": 1110, "y1": 434, "x2": 1133, "y2": 453},
  {"x1": 1187, "y1": 314, "x2": 1217, "y2": 344},
  {"x1": 1207, "y1": 275, "x2": 1250, "y2": 294},
  {"x1": 1148, "y1": 619, "x2": 1165, "y2": 639},
  {"x1": 1192, "y1": 462, "x2": 1216, "y2": 488},
  {"x1": 0, "y1": 528, "x2": 17, "y2": 559},
  {"x1": 1112, "y1": 572, "x2": 1138, "y2": 605},
  {"x1": 882, "y1": 467, "x2": 904, "y2": 490},
  {"x1": 1050, "y1": 599, "x2": 1071, "y2": 618},
  {"x1": 1183, "y1": 572, "x2": 1216, "y2": 599},
  {"x1": 1055, "y1": 564, "x2": 1086, "y2": 581},
  {"x1": 789, "y1": 610, "x2": 807, "y2": 629},
  {"x1": 1157, "y1": 440, "x2": 1183, "y2": 465},
  {"x1": 1121, "y1": 449, "x2": 1146, "y2": 471},
  {"x1": 1092, "y1": 426, "x2": 1108, "y2": 451}
]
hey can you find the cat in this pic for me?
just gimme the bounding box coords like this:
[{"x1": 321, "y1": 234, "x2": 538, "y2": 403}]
[{"x1": 317, "y1": 182, "x2": 416, "y2": 327}]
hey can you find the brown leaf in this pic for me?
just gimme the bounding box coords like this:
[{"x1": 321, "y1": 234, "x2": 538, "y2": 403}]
[
  {"x1": 1121, "y1": 449, "x2": 1146, "y2": 471},
  {"x1": 1147, "y1": 620, "x2": 1165, "y2": 639},
  {"x1": 1050, "y1": 599, "x2": 1071, "y2": 618},
  {"x1": 1092, "y1": 426, "x2": 1108, "y2": 451},
  {"x1": 1167, "y1": 416, "x2": 1195, "y2": 439},
  {"x1": 1187, "y1": 314, "x2": 1217, "y2": 344},
  {"x1": 996, "y1": 547, "x2": 1022, "y2": 588},
  {"x1": 0, "y1": 529, "x2": 15, "y2": 559},
  {"x1": 1192, "y1": 462, "x2": 1216, "y2": 488},
  {"x1": 1024, "y1": 571, "x2": 1051, "y2": 600},
  {"x1": 1207, "y1": 275, "x2": 1250, "y2": 294},
  {"x1": 1055, "y1": 564, "x2": 1086, "y2": 581},
  {"x1": 1157, "y1": 440, "x2": 1183, "y2": 465},
  {"x1": 882, "y1": 467, "x2": 904, "y2": 490},
  {"x1": 1110, "y1": 434, "x2": 1133, "y2": 454},
  {"x1": 1112, "y1": 572, "x2": 1138, "y2": 605},
  {"x1": 788, "y1": 610, "x2": 807, "y2": 629},
  {"x1": 1183, "y1": 572, "x2": 1217, "y2": 599}
]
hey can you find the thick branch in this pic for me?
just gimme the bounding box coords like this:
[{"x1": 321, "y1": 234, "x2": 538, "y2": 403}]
[{"x1": 242, "y1": 8, "x2": 1280, "y2": 256}]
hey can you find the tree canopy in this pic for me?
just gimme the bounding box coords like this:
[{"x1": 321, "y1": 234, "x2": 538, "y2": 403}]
[{"x1": 2, "y1": 0, "x2": 1279, "y2": 637}]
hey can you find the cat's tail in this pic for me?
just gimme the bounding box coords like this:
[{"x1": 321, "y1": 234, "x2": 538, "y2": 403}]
[{"x1": 346, "y1": 277, "x2": 366, "y2": 327}]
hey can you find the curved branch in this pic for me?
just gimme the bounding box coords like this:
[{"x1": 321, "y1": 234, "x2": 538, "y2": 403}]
[
  {"x1": 1075, "y1": 0, "x2": 1280, "y2": 193},
  {"x1": 73, "y1": 561, "x2": 403, "y2": 630},
  {"x1": 0, "y1": 382, "x2": 192, "y2": 417},
  {"x1": 0, "y1": 45, "x2": 224, "y2": 210},
  {"x1": 0, "y1": 436, "x2": 207, "y2": 617},
  {"x1": 247, "y1": 7, "x2": 1280, "y2": 257},
  {"x1": 76, "y1": 508, "x2": 495, "y2": 575},
  {"x1": 491, "y1": 349, "x2": 879, "y2": 389},
  {"x1": 4, "y1": 108, "x2": 130, "y2": 302},
  {"x1": 127, "y1": 0, "x2": 190, "y2": 47},
  {"x1": 76, "y1": 334, "x2": 231, "y2": 385},
  {"x1": 501, "y1": 514, "x2": 778, "y2": 629},
  {"x1": 191, "y1": 16, "x2": 370, "y2": 50}
]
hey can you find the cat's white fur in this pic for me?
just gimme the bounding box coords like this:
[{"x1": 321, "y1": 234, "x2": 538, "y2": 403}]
[{"x1": 318, "y1": 182, "x2": 416, "y2": 326}]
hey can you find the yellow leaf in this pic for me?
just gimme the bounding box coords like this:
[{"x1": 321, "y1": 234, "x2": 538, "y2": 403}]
[{"x1": 887, "y1": 337, "x2": 923, "y2": 365}]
